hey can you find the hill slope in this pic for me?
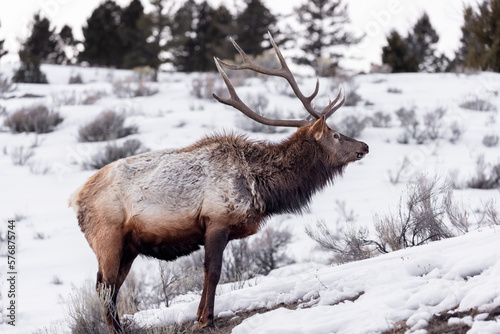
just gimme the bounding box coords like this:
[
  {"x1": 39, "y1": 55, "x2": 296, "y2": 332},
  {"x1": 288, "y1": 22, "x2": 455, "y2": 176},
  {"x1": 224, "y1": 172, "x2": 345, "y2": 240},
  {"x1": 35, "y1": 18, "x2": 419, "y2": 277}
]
[{"x1": 0, "y1": 64, "x2": 499, "y2": 333}]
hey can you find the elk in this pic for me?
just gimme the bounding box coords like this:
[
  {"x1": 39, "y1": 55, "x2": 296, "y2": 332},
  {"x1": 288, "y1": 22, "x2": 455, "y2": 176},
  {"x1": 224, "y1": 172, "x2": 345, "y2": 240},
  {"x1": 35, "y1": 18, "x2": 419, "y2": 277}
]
[{"x1": 69, "y1": 34, "x2": 369, "y2": 333}]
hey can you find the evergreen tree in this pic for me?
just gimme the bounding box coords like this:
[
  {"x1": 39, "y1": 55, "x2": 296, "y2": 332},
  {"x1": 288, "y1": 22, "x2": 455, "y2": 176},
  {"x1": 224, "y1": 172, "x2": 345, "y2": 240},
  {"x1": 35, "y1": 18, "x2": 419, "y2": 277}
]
[
  {"x1": 211, "y1": 5, "x2": 237, "y2": 61},
  {"x1": 149, "y1": 0, "x2": 175, "y2": 80},
  {"x1": 79, "y1": 0, "x2": 124, "y2": 68},
  {"x1": 171, "y1": 1, "x2": 235, "y2": 72},
  {"x1": 190, "y1": 1, "x2": 215, "y2": 71},
  {"x1": 406, "y1": 13, "x2": 439, "y2": 72},
  {"x1": 382, "y1": 12, "x2": 445, "y2": 73},
  {"x1": 119, "y1": 0, "x2": 158, "y2": 69},
  {"x1": 12, "y1": 13, "x2": 56, "y2": 83},
  {"x1": 57, "y1": 25, "x2": 77, "y2": 65},
  {"x1": 297, "y1": 0, "x2": 358, "y2": 58},
  {"x1": 457, "y1": 0, "x2": 500, "y2": 72},
  {"x1": 382, "y1": 30, "x2": 418, "y2": 73},
  {"x1": 236, "y1": 0, "x2": 277, "y2": 57},
  {"x1": 168, "y1": 0, "x2": 196, "y2": 71}
]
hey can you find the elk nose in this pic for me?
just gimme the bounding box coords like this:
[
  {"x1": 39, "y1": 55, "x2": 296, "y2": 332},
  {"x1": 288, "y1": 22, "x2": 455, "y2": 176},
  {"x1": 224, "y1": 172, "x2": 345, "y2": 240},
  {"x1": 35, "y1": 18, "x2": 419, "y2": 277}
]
[{"x1": 362, "y1": 143, "x2": 369, "y2": 154}]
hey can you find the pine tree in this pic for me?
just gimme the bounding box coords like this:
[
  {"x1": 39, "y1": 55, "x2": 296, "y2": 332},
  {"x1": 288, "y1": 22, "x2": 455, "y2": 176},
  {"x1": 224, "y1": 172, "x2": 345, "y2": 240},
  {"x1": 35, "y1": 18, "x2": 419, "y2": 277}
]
[
  {"x1": 211, "y1": 5, "x2": 237, "y2": 61},
  {"x1": 57, "y1": 25, "x2": 77, "y2": 65},
  {"x1": 12, "y1": 13, "x2": 57, "y2": 83},
  {"x1": 120, "y1": 0, "x2": 158, "y2": 69},
  {"x1": 171, "y1": 1, "x2": 235, "y2": 72},
  {"x1": 236, "y1": 0, "x2": 277, "y2": 57},
  {"x1": 169, "y1": 0, "x2": 196, "y2": 71},
  {"x1": 381, "y1": 13, "x2": 444, "y2": 73},
  {"x1": 149, "y1": 0, "x2": 175, "y2": 80},
  {"x1": 295, "y1": 0, "x2": 359, "y2": 74},
  {"x1": 406, "y1": 13, "x2": 439, "y2": 72},
  {"x1": 190, "y1": 1, "x2": 215, "y2": 71},
  {"x1": 457, "y1": 0, "x2": 500, "y2": 72},
  {"x1": 382, "y1": 30, "x2": 418, "y2": 73},
  {"x1": 79, "y1": 0, "x2": 124, "y2": 68}
]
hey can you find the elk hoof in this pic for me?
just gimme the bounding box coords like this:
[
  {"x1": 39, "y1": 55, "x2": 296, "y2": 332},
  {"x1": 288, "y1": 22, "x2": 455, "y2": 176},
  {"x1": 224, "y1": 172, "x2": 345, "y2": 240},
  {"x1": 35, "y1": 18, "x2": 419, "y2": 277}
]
[{"x1": 197, "y1": 319, "x2": 215, "y2": 331}]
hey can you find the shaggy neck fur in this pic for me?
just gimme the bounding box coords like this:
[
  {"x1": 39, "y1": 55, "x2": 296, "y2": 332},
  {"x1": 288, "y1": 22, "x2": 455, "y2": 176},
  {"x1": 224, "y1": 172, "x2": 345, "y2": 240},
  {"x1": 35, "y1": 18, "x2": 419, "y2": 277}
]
[{"x1": 246, "y1": 130, "x2": 346, "y2": 216}]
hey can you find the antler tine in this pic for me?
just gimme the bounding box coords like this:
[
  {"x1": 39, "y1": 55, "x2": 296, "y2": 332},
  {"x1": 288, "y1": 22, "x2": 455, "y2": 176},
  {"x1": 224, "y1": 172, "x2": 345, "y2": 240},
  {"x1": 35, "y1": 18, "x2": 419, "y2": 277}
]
[
  {"x1": 320, "y1": 89, "x2": 345, "y2": 119},
  {"x1": 216, "y1": 33, "x2": 321, "y2": 121},
  {"x1": 213, "y1": 57, "x2": 310, "y2": 128}
]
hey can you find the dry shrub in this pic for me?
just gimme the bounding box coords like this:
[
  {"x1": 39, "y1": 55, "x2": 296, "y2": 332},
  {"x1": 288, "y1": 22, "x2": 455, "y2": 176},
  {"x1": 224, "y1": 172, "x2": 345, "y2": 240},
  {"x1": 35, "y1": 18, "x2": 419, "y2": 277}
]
[
  {"x1": 369, "y1": 111, "x2": 392, "y2": 128},
  {"x1": 81, "y1": 90, "x2": 107, "y2": 105},
  {"x1": 52, "y1": 90, "x2": 107, "y2": 106},
  {"x1": 153, "y1": 251, "x2": 205, "y2": 308},
  {"x1": 235, "y1": 93, "x2": 287, "y2": 134},
  {"x1": 307, "y1": 176, "x2": 476, "y2": 263},
  {"x1": 343, "y1": 81, "x2": 362, "y2": 107},
  {"x1": 387, "y1": 87, "x2": 402, "y2": 94},
  {"x1": 459, "y1": 95, "x2": 497, "y2": 112},
  {"x1": 78, "y1": 111, "x2": 137, "y2": 142},
  {"x1": 67, "y1": 281, "x2": 111, "y2": 334},
  {"x1": 69, "y1": 73, "x2": 84, "y2": 84},
  {"x1": 335, "y1": 114, "x2": 368, "y2": 138},
  {"x1": 10, "y1": 146, "x2": 35, "y2": 166},
  {"x1": 113, "y1": 78, "x2": 158, "y2": 98},
  {"x1": 4, "y1": 104, "x2": 63, "y2": 134},
  {"x1": 0, "y1": 74, "x2": 16, "y2": 98},
  {"x1": 248, "y1": 225, "x2": 294, "y2": 276},
  {"x1": 84, "y1": 139, "x2": 149, "y2": 169},
  {"x1": 396, "y1": 107, "x2": 448, "y2": 144},
  {"x1": 373, "y1": 176, "x2": 455, "y2": 252},
  {"x1": 190, "y1": 73, "x2": 220, "y2": 99},
  {"x1": 466, "y1": 155, "x2": 500, "y2": 189},
  {"x1": 222, "y1": 224, "x2": 293, "y2": 282},
  {"x1": 306, "y1": 220, "x2": 372, "y2": 264},
  {"x1": 67, "y1": 280, "x2": 142, "y2": 334},
  {"x1": 482, "y1": 134, "x2": 499, "y2": 147}
]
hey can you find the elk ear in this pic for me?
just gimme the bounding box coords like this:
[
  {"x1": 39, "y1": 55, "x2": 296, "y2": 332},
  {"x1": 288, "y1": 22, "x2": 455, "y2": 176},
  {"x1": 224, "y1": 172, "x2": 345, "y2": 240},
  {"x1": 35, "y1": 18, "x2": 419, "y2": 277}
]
[{"x1": 311, "y1": 116, "x2": 327, "y2": 141}]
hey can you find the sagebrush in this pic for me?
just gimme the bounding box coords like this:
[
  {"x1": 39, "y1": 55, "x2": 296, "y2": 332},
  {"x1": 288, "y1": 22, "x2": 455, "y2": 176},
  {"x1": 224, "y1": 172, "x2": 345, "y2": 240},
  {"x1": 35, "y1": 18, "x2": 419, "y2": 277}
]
[
  {"x1": 306, "y1": 175, "x2": 482, "y2": 264},
  {"x1": 78, "y1": 111, "x2": 137, "y2": 142},
  {"x1": 4, "y1": 104, "x2": 63, "y2": 134},
  {"x1": 84, "y1": 139, "x2": 149, "y2": 169}
]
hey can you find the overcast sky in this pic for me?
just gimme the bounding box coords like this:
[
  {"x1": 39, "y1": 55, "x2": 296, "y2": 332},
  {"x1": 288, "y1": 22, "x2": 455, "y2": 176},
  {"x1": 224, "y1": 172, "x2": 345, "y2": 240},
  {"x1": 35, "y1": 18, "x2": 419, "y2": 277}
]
[{"x1": 0, "y1": 0, "x2": 476, "y2": 72}]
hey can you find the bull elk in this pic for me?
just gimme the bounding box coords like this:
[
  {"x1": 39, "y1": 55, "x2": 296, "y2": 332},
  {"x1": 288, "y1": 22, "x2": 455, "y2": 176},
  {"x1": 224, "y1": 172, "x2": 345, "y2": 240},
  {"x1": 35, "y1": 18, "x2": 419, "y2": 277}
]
[{"x1": 69, "y1": 34, "x2": 369, "y2": 333}]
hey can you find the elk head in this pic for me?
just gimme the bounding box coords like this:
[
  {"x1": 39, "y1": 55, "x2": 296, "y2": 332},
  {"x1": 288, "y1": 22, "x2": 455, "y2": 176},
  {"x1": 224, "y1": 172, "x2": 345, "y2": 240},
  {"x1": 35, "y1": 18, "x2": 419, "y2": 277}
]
[{"x1": 213, "y1": 33, "x2": 369, "y2": 166}]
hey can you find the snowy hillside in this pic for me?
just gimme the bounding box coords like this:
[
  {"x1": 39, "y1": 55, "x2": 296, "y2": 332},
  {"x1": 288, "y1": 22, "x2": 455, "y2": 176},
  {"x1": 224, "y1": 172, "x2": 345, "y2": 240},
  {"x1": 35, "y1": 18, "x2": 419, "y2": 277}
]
[
  {"x1": 0, "y1": 63, "x2": 499, "y2": 333},
  {"x1": 133, "y1": 228, "x2": 500, "y2": 334}
]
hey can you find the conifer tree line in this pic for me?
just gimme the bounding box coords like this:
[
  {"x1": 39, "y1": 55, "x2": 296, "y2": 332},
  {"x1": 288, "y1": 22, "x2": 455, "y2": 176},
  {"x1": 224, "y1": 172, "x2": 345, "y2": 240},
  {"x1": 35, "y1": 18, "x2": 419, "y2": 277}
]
[
  {"x1": 382, "y1": 0, "x2": 500, "y2": 73},
  {"x1": 1, "y1": 0, "x2": 500, "y2": 84}
]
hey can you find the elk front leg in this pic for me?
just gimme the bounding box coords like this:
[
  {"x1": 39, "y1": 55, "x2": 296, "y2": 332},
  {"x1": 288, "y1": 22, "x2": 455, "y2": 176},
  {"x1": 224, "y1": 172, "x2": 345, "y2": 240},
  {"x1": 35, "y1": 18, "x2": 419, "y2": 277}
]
[{"x1": 197, "y1": 227, "x2": 229, "y2": 329}]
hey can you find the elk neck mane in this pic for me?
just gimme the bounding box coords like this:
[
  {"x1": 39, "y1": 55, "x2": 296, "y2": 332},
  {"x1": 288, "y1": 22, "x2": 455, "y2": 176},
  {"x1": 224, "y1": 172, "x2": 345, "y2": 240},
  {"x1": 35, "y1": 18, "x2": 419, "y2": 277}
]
[
  {"x1": 192, "y1": 129, "x2": 346, "y2": 217},
  {"x1": 252, "y1": 130, "x2": 346, "y2": 215}
]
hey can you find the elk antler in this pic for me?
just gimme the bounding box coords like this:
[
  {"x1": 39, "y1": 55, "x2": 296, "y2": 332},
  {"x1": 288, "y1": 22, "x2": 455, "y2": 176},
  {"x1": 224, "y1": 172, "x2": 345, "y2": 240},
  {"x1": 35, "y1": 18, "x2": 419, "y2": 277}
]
[{"x1": 213, "y1": 32, "x2": 345, "y2": 128}]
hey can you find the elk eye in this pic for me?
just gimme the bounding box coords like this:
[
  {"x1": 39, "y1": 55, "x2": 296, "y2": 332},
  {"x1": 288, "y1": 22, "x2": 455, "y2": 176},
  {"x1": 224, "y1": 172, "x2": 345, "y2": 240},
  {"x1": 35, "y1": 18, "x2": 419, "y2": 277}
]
[{"x1": 334, "y1": 133, "x2": 340, "y2": 139}]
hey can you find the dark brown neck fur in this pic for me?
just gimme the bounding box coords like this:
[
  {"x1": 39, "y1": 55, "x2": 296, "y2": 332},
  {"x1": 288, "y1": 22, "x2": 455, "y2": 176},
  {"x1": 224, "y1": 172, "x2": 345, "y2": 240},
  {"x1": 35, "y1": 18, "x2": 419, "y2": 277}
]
[{"x1": 244, "y1": 129, "x2": 346, "y2": 216}]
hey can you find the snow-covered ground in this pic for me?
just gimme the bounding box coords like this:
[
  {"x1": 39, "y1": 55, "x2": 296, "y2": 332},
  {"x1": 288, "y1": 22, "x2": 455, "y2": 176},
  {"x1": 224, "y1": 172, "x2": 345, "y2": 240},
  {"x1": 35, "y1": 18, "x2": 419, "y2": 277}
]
[
  {"x1": 0, "y1": 63, "x2": 499, "y2": 333},
  {"x1": 133, "y1": 228, "x2": 500, "y2": 334}
]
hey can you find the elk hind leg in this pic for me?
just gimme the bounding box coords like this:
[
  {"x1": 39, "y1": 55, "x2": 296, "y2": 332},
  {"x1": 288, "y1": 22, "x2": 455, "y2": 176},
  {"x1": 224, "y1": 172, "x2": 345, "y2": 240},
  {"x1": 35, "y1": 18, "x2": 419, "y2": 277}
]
[
  {"x1": 197, "y1": 227, "x2": 229, "y2": 329},
  {"x1": 95, "y1": 236, "x2": 137, "y2": 333}
]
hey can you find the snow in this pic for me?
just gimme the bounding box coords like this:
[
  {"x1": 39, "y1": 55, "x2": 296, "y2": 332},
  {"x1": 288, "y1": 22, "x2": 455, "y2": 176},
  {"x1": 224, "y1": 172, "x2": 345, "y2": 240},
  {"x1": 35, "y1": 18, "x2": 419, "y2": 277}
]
[{"x1": 0, "y1": 63, "x2": 499, "y2": 333}]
